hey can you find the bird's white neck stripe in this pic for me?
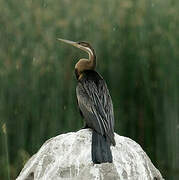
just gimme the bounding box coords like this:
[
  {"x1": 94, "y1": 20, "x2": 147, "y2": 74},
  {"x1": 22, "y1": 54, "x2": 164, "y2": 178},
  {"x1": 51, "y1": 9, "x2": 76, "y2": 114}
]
[{"x1": 85, "y1": 47, "x2": 94, "y2": 60}]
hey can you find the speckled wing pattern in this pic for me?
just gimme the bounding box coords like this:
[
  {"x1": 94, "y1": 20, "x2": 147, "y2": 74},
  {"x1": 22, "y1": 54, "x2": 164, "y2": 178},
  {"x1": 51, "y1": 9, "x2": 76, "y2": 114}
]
[{"x1": 76, "y1": 70, "x2": 115, "y2": 145}]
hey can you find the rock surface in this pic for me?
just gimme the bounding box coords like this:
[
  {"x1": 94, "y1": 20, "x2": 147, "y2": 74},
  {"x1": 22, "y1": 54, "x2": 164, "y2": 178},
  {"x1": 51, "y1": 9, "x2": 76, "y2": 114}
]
[{"x1": 16, "y1": 129, "x2": 163, "y2": 180}]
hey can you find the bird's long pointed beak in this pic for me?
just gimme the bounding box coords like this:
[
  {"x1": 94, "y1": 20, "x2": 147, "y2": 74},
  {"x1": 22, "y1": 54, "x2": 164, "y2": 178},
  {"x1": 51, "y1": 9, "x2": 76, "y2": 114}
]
[{"x1": 57, "y1": 38, "x2": 79, "y2": 48}]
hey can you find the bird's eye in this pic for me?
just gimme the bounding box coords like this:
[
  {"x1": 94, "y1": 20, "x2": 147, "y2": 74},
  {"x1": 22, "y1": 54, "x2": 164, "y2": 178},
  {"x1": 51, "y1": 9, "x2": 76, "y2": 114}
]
[{"x1": 78, "y1": 42, "x2": 87, "y2": 47}]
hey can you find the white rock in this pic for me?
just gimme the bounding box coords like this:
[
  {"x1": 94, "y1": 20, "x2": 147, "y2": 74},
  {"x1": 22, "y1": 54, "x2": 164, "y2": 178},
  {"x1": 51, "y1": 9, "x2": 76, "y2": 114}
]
[{"x1": 16, "y1": 129, "x2": 163, "y2": 180}]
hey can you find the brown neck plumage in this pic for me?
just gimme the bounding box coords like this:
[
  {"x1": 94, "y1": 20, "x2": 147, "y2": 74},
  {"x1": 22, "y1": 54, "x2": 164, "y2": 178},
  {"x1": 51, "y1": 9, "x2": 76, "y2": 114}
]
[
  {"x1": 87, "y1": 46, "x2": 96, "y2": 69},
  {"x1": 75, "y1": 46, "x2": 96, "y2": 80}
]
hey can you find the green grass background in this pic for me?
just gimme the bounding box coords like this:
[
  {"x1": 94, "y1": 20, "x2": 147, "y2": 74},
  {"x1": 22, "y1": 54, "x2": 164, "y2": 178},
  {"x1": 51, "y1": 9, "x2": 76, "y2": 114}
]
[{"x1": 0, "y1": 0, "x2": 178, "y2": 179}]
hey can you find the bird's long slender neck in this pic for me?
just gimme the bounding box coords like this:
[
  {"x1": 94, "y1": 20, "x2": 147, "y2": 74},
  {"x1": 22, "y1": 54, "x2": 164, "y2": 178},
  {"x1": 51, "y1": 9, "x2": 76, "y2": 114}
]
[{"x1": 86, "y1": 47, "x2": 96, "y2": 69}]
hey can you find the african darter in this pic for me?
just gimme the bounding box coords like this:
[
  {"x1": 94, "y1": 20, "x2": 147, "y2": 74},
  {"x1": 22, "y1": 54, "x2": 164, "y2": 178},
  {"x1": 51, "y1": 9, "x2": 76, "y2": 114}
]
[{"x1": 57, "y1": 38, "x2": 115, "y2": 163}]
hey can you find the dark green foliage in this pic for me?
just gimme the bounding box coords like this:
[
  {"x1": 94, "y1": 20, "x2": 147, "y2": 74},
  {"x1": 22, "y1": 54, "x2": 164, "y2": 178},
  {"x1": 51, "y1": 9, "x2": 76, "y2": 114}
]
[{"x1": 0, "y1": 0, "x2": 178, "y2": 179}]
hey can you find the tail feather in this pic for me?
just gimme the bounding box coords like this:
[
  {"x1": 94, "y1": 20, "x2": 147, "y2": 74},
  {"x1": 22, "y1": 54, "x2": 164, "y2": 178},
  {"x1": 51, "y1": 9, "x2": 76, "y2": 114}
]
[{"x1": 92, "y1": 130, "x2": 112, "y2": 164}]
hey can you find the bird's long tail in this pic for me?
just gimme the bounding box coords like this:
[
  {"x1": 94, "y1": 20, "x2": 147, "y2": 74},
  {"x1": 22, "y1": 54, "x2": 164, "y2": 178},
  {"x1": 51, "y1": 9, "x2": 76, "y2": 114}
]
[{"x1": 92, "y1": 130, "x2": 112, "y2": 164}]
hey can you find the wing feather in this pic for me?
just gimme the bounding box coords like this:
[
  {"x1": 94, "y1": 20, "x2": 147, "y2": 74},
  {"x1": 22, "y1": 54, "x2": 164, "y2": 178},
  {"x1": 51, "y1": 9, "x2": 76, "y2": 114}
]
[{"x1": 76, "y1": 74, "x2": 115, "y2": 144}]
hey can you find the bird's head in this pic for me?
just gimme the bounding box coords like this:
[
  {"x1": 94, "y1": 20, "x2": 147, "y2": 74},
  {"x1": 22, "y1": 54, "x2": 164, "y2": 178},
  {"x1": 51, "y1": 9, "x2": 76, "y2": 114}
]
[
  {"x1": 57, "y1": 38, "x2": 94, "y2": 56},
  {"x1": 57, "y1": 38, "x2": 96, "y2": 79}
]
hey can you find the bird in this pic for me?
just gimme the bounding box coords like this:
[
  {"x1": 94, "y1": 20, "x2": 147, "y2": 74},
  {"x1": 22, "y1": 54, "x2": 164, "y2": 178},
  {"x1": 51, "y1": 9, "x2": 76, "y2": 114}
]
[{"x1": 57, "y1": 38, "x2": 116, "y2": 164}]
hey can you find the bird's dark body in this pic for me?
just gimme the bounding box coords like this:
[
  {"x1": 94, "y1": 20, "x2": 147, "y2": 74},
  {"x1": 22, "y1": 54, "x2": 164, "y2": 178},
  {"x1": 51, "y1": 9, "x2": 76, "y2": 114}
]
[
  {"x1": 76, "y1": 70, "x2": 115, "y2": 163},
  {"x1": 57, "y1": 38, "x2": 115, "y2": 164}
]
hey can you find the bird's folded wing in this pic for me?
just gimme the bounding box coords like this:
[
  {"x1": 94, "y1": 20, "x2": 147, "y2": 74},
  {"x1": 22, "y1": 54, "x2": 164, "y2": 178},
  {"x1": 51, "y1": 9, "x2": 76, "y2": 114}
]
[{"x1": 76, "y1": 80, "x2": 113, "y2": 137}]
